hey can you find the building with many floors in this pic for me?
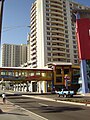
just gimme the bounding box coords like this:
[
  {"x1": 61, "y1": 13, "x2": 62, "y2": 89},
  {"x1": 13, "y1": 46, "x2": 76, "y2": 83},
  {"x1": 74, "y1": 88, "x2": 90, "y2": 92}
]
[
  {"x1": 27, "y1": 0, "x2": 89, "y2": 68},
  {"x1": 2, "y1": 43, "x2": 27, "y2": 67}
]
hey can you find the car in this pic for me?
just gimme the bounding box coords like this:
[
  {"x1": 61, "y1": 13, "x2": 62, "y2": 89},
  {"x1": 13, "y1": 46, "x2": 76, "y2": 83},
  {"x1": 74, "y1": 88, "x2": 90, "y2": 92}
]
[{"x1": 56, "y1": 89, "x2": 74, "y2": 98}]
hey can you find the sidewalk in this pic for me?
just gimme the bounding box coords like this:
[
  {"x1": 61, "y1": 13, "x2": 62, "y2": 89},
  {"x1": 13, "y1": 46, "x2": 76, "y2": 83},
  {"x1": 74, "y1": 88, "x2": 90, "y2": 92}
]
[{"x1": 0, "y1": 97, "x2": 36, "y2": 120}]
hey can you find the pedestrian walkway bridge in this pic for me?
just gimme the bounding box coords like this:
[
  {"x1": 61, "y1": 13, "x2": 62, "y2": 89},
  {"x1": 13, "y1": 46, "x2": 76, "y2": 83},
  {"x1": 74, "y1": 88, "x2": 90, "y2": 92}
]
[{"x1": 0, "y1": 67, "x2": 53, "y2": 82}]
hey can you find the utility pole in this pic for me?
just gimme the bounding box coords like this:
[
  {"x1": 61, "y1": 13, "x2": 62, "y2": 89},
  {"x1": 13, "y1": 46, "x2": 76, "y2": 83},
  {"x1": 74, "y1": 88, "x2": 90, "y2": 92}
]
[{"x1": 0, "y1": 0, "x2": 5, "y2": 66}]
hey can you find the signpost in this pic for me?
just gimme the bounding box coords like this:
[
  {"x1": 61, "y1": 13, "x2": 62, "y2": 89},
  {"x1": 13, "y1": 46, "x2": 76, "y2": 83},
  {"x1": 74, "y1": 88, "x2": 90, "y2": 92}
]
[{"x1": 64, "y1": 74, "x2": 70, "y2": 89}]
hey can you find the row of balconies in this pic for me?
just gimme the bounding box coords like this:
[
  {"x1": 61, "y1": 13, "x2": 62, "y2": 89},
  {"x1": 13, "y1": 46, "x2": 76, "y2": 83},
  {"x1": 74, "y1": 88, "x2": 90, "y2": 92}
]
[
  {"x1": 46, "y1": 2, "x2": 62, "y2": 8},
  {"x1": 51, "y1": 38, "x2": 65, "y2": 42},
  {"x1": 31, "y1": 30, "x2": 36, "y2": 38},
  {"x1": 30, "y1": 22, "x2": 36, "y2": 30},
  {"x1": 31, "y1": 39, "x2": 37, "y2": 46},
  {"x1": 46, "y1": 0, "x2": 62, "y2": 5},
  {"x1": 46, "y1": 24, "x2": 64, "y2": 30},
  {"x1": 30, "y1": 13, "x2": 36, "y2": 22}
]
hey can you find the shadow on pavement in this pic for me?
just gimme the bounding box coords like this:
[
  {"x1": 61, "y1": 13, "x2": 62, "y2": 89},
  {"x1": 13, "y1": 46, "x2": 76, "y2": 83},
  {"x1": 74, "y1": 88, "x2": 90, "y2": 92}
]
[{"x1": 40, "y1": 106, "x2": 85, "y2": 113}]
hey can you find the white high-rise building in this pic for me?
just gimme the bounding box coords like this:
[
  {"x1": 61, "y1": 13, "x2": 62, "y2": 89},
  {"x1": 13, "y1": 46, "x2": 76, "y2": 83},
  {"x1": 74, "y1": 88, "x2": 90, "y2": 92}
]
[
  {"x1": 27, "y1": 33, "x2": 31, "y2": 65},
  {"x1": 2, "y1": 44, "x2": 27, "y2": 67},
  {"x1": 29, "y1": 0, "x2": 89, "y2": 68}
]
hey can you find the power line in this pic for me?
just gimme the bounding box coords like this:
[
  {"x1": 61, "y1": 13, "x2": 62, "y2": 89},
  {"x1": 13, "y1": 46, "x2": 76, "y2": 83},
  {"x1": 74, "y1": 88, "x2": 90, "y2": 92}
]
[{"x1": 2, "y1": 25, "x2": 30, "y2": 32}]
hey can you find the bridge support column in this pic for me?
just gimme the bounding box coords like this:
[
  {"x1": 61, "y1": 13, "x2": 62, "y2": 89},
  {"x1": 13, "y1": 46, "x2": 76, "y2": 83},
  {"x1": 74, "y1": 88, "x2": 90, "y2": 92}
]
[
  {"x1": 39, "y1": 81, "x2": 47, "y2": 93},
  {"x1": 14, "y1": 84, "x2": 16, "y2": 91},
  {"x1": 22, "y1": 84, "x2": 24, "y2": 92}
]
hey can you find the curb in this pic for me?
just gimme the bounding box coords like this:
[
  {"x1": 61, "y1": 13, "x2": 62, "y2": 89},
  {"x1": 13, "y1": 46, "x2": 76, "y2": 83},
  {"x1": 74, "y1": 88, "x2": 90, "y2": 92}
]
[{"x1": 22, "y1": 95, "x2": 90, "y2": 107}]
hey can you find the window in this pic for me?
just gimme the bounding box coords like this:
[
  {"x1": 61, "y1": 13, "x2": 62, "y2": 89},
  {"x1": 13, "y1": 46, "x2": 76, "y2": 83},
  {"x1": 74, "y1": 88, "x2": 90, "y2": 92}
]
[
  {"x1": 67, "y1": 59, "x2": 70, "y2": 62},
  {"x1": 72, "y1": 36, "x2": 75, "y2": 39},
  {"x1": 36, "y1": 71, "x2": 40, "y2": 76},
  {"x1": 73, "y1": 41, "x2": 76, "y2": 44},
  {"x1": 64, "y1": 22, "x2": 67, "y2": 24},
  {"x1": 46, "y1": 9, "x2": 49, "y2": 12},
  {"x1": 74, "y1": 60, "x2": 78, "y2": 63},
  {"x1": 65, "y1": 35, "x2": 68, "y2": 38},
  {"x1": 64, "y1": 69, "x2": 69, "y2": 74},
  {"x1": 70, "y1": 3, "x2": 72, "y2": 6},
  {"x1": 46, "y1": 18, "x2": 49, "y2": 21},
  {"x1": 22, "y1": 72, "x2": 25, "y2": 76},
  {"x1": 47, "y1": 22, "x2": 50, "y2": 25},
  {"x1": 65, "y1": 26, "x2": 68, "y2": 29},
  {"x1": 74, "y1": 50, "x2": 77, "y2": 53},
  {"x1": 25, "y1": 72, "x2": 28, "y2": 77},
  {"x1": 31, "y1": 72, "x2": 34, "y2": 76},
  {"x1": 65, "y1": 30, "x2": 68, "y2": 33},
  {"x1": 47, "y1": 27, "x2": 50, "y2": 30},
  {"x1": 73, "y1": 45, "x2": 76, "y2": 49},
  {"x1": 66, "y1": 44, "x2": 69, "y2": 48},
  {"x1": 1, "y1": 71, "x2": 6, "y2": 75},
  {"x1": 47, "y1": 53, "x2": 51, "y2": 56},
  {"x1": 66, "y1": 40, "x2": 69, "y2": 43},
  {"x1": 47, "y1": 47, "x2": 51, "y2": 50},
  {"x1": 56, "y1": 77, "x2": 62, "y2": 83},
  {"x1": 56, "y1": 69, "x2": 62, "y2": 74},
  {"x1": 74, "y1": 55, "x2": 77, "y2": 58},
  {"x1": 46, "y1": 13, "x2": 49, "y2": 16},
  {"x1": 67, "y1": 54, "x2": 70, "y2": 57},
  {"x1": 15, "y1": 71, "x2": 18, "y2": 76},
  {"x1": 72, "y1": 32, "x2": 75, "y2": 35},
  {"x1": 47, "y1": 72, "x2": 52, "y2": 77},
  {"x1": 72, "y1": 27, "x2": 75, "y2": 30},
  {"x1": 41, "y1": 72, "x2": 46, "y2": 77},
  {"x1": 46, "y1": 4, "x2": 49, "y2": 7},
  {"x1": 48, "y1": 58, "x2": 51, "y2": 61},
  {"x1": 47, "y1": 32, "x2": 50, "y2": 35},
  {"x1": 47, "y1": 37, "x2": 50, "y2": 40},
  {"x1": 46, "y1": 0, "x2": 49, "y2": 3}
]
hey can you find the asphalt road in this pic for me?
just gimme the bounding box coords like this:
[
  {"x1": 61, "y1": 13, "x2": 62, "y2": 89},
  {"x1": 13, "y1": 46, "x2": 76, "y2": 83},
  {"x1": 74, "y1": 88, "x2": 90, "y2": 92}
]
[{"x1": 7, "y1": 95, "x2": 90, "y2": 120}]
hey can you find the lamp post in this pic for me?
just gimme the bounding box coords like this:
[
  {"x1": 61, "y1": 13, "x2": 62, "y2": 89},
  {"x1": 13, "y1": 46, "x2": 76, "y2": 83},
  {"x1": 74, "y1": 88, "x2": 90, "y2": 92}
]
[{"x1": 0, "y1": 0, "x2": 5, "y2": 66}]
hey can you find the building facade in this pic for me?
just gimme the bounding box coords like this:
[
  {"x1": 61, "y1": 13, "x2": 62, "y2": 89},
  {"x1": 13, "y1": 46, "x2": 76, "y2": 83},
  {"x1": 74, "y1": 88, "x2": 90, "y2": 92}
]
[
  {"x1": 2, "y1": 43, "x2": 27, "y2": 67},
  {"x1": 0, "y1": 63, "x2": 80, "y2": 93},
  {"x1": 28, "y1": 0, "x2": 89, "y2": 68}
]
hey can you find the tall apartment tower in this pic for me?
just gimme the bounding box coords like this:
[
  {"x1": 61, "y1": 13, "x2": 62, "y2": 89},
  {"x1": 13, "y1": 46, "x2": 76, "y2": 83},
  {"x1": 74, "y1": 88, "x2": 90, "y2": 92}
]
[
  {"x1": 29, "y1": 0, "x2": 89, "y2": 68},
  {"x1": 2, "y1": 44, "x2": 27, "y2": 67},
  {"x1": 27, "y1": 33, "x2": 31, "y2": 64}
]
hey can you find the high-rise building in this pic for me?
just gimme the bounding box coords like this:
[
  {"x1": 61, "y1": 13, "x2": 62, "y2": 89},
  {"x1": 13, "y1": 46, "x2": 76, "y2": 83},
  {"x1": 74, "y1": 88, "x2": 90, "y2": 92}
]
[
  {"x1": 29, "y1": 0, "x2": 89, "y2": 68},
  {"x1": 2, "y1": 43, "x2": 27, "y2": 67},
  {"x1": 27, "y1": 33, "x2": 31, "y2": 65}
]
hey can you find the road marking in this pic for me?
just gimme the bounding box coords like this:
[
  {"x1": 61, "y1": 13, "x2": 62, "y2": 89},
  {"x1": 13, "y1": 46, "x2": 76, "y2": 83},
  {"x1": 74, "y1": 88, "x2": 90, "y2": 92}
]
[
  {"x1": 22, "y1": 95, "x2": 55, "y2": 101},
  {"x1": 21, "y1": 107, "x2": 49, "y2": 120},
  {"x1": 11, "y1": 103, "x2": 48, "y2": 120},
  {"x1": 39, "y1": 103, "x2": 48, "y2": 107},
  {"x1": 22, "y1": 95, "x2": 90, "y2": 107}
]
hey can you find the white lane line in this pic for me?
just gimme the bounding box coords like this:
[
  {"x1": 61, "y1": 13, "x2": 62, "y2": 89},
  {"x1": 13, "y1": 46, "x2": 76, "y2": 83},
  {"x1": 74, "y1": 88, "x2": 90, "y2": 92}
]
[
  {"x1": 39, "y1": 103, "x2": 49, "y2": 107},
  {"x1": 20, "y1": 107, "x2": 48, "y2": 120},
  {"x1": 22, "y1": 95, "x2": 55, "y2": 101},
  {"x1": 22, "y1": 95, "x2": 90, "y2": 107}
]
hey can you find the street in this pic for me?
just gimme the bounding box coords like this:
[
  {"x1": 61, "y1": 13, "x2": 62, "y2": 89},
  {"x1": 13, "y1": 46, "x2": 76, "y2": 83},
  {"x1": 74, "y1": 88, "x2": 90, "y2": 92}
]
[{"x1": 7, "y1": 95, "x2": 90, "y2": 120}]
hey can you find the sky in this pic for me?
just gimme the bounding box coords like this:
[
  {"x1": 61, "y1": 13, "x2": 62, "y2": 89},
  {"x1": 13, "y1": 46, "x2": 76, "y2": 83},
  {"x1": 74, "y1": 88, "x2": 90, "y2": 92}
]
[
  {"x1": 1, "y1": 0, "x2": 35, "y2": 45},
  {"x1": 1, "y1": 0, "x2": 90, "y2": 45}
]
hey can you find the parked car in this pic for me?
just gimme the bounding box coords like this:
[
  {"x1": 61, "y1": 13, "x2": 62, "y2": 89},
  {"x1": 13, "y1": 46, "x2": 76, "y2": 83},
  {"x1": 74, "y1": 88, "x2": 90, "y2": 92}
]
[{"x1": 56, "y1": 89, "x2": 74, "y2": 98}]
